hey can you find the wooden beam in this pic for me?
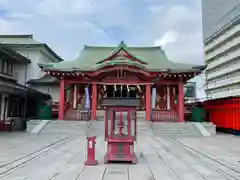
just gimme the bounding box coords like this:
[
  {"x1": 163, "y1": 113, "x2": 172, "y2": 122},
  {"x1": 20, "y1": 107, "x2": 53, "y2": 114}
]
[
  {"x1": 65, "y1": 79, "x2": 153, "y2": 85},
  {"x1": 88, "y1": 66, "x2": 152, "y2": 77}
]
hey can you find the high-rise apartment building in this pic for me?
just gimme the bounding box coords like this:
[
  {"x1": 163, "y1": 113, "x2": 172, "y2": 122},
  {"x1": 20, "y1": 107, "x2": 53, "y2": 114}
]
[{"x1": 202, "y1": 0, "x2": 240, "y2": 99}]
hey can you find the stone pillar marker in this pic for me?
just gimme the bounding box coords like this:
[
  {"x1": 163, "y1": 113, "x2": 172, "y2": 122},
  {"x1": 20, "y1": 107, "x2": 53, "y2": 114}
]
[{"x1": 84, "y1": 120, "x2": 99, "y2": 166}]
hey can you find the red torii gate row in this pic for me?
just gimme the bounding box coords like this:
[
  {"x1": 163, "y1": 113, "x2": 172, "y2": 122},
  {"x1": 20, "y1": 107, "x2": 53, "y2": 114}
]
[{"x1": 204, "y1": 97, "x2": 240, "y2": 134}]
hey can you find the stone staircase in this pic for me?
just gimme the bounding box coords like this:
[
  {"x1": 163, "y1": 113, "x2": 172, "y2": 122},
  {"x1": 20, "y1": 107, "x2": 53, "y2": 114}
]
[
  {"x1": 40, "y1": 121, "x2": 86, "y2": 135},
  {"x1": 39, "y1": 118, "x2": 150, "y2": 136},
  {"x1": 137, "y1": 118, "x2": 153, "y2": 136},
  {"x1": 39, "y1": 120, "x2": 105, "y2": 136},
  {"x1": 151, "y1": 122, "x2": 204, "y2": 137},
  {"x1": 27, "y1": 120, "x2": 41, "y2": 132},
  {"x1": 38, "y1": 119, "x2": 214, "y2": 137},
  {"x1": 202, "y1": 122, "x2": 216, "y2": 135}
]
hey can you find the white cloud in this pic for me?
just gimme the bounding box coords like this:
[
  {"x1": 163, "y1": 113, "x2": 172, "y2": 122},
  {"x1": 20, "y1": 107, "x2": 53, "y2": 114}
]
[
  {"x1": 154, "y1": 30, "x2": 179, "y2": 47},
  {"x1": 150, "y1": 2, "x2": 204, "y2": 64},
  {"x1": 163, "y1": 29, "x2": 204, "y2": 64},
  {"x1": 35, "y1": 0, "x2": 95, "y2": 17},
  {"x1": 0, "y1": 0, "x2": 204, "y2": 64},
  {"x1": 147, "y1": 5, "x2": 164, "y2": 14}
]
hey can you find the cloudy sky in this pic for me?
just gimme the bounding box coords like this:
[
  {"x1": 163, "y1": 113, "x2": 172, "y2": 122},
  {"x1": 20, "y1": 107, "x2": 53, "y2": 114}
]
[{"x1": 0, "y1": 0, "x2": 204, "y2": 64}]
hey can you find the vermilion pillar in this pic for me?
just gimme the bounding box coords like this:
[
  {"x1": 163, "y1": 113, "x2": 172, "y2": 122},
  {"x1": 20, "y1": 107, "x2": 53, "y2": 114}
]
[
  {"x1": 59, "y1": 79, "x2": 65, "y2": 120},
  {"x1": 70, "y1": 85, "x2": 74, "y2": 108},
  {"x1": 178, "y1": 82, "x2": 184, "y2": 122},
  {"x1": 145, "y1": 84, "x2": 151, "y2": 121},
  {"x1": 91, "y1": 83, "x2": 97, "y2": 120},
  {"x1": 73, "y1": 84, "x2": 78, "y2": 109}
]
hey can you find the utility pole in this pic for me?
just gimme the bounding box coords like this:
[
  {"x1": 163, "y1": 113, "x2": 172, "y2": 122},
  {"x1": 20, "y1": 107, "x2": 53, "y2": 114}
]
[
  {"x1": 23, "y1": 46, "x2": 30, "y2": 130},
  {"x1": 23, "y1": 63, "x2": 28, "y2": 120}
]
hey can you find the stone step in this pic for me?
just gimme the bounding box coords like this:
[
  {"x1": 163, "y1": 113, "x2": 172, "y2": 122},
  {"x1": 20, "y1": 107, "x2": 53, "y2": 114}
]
[
  {"x1": 151, "y1": 122, "x2": 203, "y2": 137},
  {"x1": 27, "y1": 120, "x2": 41, "y2": 132},
  {"x1": 40, "y1": 120, "x2": 208, "y2": 137},
  {"x1": 201, "y1": 122, "x2": 216, "y2": 135},
  {"x1": 40, "y1": 120, "x2": 105, "y2": 135}
]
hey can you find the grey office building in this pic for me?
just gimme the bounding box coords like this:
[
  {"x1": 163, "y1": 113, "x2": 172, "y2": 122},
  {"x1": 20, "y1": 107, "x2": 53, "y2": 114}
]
[{"x1": 202, "y1": 0, "x2": 240, "y2": 99}]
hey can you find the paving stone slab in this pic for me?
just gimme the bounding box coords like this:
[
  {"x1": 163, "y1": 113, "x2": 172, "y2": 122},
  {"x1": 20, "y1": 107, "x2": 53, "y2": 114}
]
[{"x1": 1, "y1": 132, "x2": 240, "y2": 180}]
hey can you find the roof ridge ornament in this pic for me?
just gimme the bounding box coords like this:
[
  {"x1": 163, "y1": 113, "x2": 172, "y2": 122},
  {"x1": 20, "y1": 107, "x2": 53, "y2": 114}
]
[
  {"x1": 96, "y1": 41, "x2": 148, "y2": 65},
  {"x1": 119, "y1": 40, "x2": 127, "y2": 48}
]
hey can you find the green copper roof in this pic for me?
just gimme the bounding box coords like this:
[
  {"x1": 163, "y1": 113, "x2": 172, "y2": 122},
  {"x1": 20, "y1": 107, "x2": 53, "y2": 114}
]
[
  {"x1": 39, "y1": 42, "x2": 205, "y2": 73},
  {"x1": 97, "y1": 60, "x2": 146, "y2": 70},
  {"x1": 27, "y1": 75, "x2": 59, "y2": 84}
]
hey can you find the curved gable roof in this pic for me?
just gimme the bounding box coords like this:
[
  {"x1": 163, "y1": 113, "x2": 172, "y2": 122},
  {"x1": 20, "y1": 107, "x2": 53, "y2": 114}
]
[{"x1": 39, "y1": 42, "x2": 205, "y2": 73}]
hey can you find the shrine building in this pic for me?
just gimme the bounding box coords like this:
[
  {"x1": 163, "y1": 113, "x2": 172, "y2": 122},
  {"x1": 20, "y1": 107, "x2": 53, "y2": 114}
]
[{"x1": 39, "y1": 41, "x2": 205, "y2": 122}]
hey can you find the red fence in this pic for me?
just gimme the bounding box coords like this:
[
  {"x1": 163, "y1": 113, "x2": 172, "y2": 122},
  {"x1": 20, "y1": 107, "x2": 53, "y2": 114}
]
[
  {"x1": 151, "y1": 110, "x2": 178, "y2": 122},
  {"x1": 204, "y1": 97, "x2": 240, "y2": 132},
  {"x1": 52, "y1": 101, "x2": 69, "y2": 119},
  {"x1": 64, "y1": 109, "x2": 91, "y2": 121}
]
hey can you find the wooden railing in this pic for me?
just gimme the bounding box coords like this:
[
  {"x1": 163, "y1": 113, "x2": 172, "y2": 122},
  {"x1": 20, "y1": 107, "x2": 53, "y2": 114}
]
[
  {"x1": 151, "y1": 110, "x2": 178, "y2": 122},
  {"x1": 64, "y1": 109, "x2": 91, "y2": 121},
  {"x1": 51, "y1": 101, "x2": 69, "y2": 119}
]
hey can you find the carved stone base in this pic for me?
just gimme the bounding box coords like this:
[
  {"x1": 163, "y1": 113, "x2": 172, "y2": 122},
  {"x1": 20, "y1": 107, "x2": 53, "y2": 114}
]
[{"x1": 84, "y1": 159, "x2": 98, "y2": 166}]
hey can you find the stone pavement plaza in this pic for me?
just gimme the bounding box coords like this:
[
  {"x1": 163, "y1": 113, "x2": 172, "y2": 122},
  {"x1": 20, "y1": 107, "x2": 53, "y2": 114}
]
[{"x1": 0, "y1": 132, "x2": 240, "y2": 180}]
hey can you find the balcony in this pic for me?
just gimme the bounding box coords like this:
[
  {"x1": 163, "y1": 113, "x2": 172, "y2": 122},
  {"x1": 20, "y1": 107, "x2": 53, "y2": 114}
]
[
  {"x1": 206, "y1": 36, "x2": 240, "y2": 61},
  {"x1": 207, "y1": 76, "x2": 240, "y2": 90},
  {"x1": 210, "y1": 89, "x2": 240, "y2": 99},
  {"x1": 207, "y1": 62, "x2": 240, "y2": 80},
  {"x1": 207, "y1": 50, "x2": 240, "y2": 70},
  {"x1": 205, "y1": 24, "x2": 240, "y2": 51}
]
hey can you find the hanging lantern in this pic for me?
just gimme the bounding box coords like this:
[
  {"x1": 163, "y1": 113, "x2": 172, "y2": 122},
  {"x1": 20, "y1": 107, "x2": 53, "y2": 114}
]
[
  {"x1": 114, "y1": 84, "x2": 117, "y2": 91},
  {"x1": 127, "y1": 85, "x2": 130, "y2": 92},
  {"x1": 103, "y1": 85, "x2": 106, "y2": 91}
]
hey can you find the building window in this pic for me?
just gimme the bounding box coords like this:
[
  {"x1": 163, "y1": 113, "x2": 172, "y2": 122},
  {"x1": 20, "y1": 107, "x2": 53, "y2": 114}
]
[
  {"x1": 184, "y1": 86, "x2": 195, "y2": 98},
  {"x1": 1, "y1": 59, "x2": 6, "y2": 74},
  {"x1": 0, "y1": 58, "x2": 2, "y2": 72},
  {"x1": 8, "y1": 63, "x2": 13, "y2": 76},
  {"x1": 1, "y1": 59, "x2": 14, "y2": 76}
]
